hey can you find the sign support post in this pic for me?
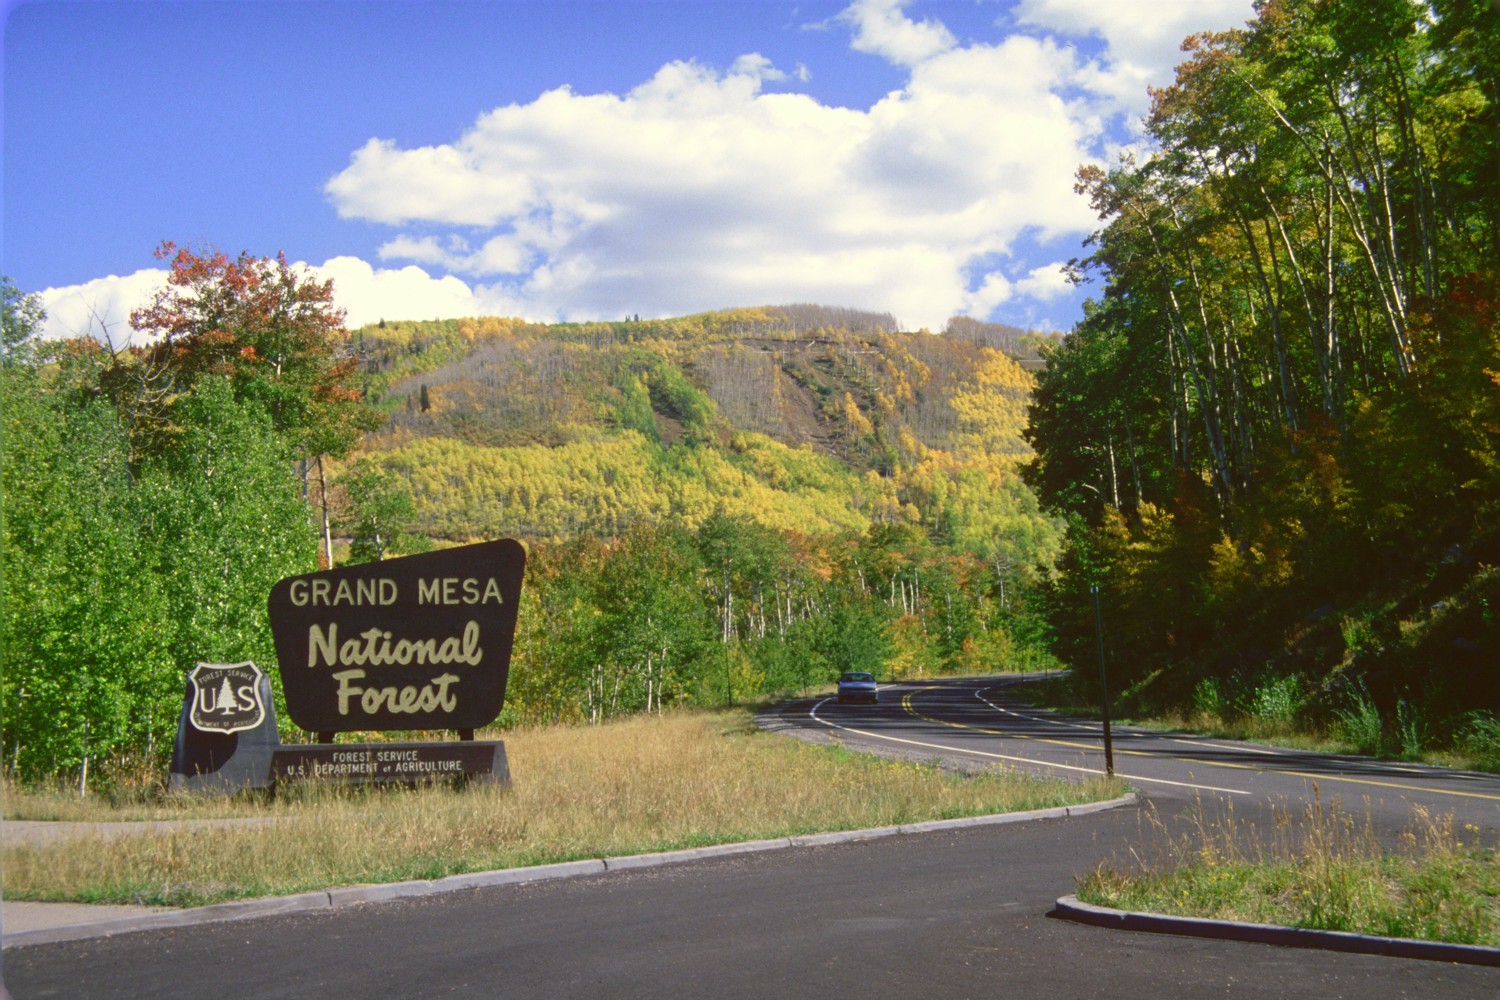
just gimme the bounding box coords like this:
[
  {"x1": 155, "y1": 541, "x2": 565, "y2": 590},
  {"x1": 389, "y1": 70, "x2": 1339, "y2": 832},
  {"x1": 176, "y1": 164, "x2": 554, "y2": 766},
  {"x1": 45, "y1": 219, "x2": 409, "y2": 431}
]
[{"x1": 1091, "y1": 582, "x2": 1115, "y2": 777}]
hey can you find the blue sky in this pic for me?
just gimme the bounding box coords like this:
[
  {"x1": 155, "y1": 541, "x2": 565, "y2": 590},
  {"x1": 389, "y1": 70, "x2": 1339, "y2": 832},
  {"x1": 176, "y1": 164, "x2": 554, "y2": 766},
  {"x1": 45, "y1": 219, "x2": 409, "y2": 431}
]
[{"x1": 7, "y1": 0, "x2": 1254, "y2": 343}]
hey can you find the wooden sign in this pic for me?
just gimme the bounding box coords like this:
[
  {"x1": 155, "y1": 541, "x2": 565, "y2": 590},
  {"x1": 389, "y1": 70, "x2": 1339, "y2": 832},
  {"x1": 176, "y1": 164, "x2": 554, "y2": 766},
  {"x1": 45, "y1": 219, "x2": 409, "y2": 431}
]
[{"x1": 268, "y1": 540, "x2": 526, "y2": 734}]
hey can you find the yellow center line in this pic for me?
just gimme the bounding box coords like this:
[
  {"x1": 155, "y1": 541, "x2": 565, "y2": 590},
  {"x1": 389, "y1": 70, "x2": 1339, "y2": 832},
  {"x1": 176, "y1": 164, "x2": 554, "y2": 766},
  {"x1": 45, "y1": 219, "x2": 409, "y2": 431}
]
[
  {"x1": 901, "y1": 691, "x2": 1100, "y2": 753},
  {"x1": 903, "y1": 687, "x2": 1500, "y2": 805}
]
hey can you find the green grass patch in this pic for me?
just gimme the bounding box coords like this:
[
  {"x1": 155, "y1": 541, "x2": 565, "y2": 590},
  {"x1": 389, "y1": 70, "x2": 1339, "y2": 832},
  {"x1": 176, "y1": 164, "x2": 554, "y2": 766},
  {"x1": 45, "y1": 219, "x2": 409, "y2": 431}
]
[
  {"x1": 4, "y1": 708, "x2": 1122, "y2": 908},
  {"x1": 1078, "y1": 793, "x2": 1500, "y2": 946}
]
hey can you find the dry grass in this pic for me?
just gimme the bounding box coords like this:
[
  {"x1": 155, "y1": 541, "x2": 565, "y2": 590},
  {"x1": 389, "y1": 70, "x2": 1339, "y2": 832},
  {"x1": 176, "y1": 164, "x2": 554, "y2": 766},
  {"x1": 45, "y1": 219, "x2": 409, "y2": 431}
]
[
  {"x1": 4, "y1": 709, "x2": 1121, "y2": 907},
  {"x1": 1078, "y1": 789, "x2": 1500, "y2": 945}
]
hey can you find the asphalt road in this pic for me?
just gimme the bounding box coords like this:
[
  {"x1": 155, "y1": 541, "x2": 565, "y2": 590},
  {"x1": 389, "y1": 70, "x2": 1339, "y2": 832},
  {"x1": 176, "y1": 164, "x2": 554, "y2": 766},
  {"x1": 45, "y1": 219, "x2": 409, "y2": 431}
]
[
  {"x1": 770, "y1": 675, "x2": 1500, "y2": 836},
  {"x1": 8, "y1": 675, "x2": 1500, "y2": 999}
]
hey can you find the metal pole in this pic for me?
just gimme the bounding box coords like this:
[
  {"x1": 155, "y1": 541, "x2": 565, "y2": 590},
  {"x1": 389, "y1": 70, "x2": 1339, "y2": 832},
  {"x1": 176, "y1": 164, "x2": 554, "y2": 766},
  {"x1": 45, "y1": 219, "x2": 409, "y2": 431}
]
[{"x1": 1090, "y1": 583, "x2": 1115, "y2": 777}]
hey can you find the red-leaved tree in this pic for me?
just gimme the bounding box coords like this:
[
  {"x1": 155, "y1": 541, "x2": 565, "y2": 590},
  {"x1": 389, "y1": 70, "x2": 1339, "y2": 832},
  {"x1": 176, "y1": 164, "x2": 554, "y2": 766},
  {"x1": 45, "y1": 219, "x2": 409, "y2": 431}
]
[{"x1": 105, "y1": 241, "x2": 379, "y2": 564}]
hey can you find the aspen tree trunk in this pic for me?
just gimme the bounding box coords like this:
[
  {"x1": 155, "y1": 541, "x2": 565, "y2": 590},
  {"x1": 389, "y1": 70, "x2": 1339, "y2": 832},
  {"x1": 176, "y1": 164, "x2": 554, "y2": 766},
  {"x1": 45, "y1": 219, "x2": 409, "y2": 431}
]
[
  {"x1": 1259, "y1": 179, "x2": 1338, "y2": 418},
  {"x1": 317, "y1": 455, "x2": 334, "y2": 569},
  {"x1": 1237, "y1": 73, "x2": 1411, "y2": 374}
]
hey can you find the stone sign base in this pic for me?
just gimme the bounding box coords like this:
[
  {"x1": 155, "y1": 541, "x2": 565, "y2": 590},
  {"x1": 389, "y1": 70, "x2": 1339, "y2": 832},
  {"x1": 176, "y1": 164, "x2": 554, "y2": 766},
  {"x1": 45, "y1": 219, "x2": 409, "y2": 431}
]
[{"x1": 168, "y1": 674, "x2": 509, "y2": 794}]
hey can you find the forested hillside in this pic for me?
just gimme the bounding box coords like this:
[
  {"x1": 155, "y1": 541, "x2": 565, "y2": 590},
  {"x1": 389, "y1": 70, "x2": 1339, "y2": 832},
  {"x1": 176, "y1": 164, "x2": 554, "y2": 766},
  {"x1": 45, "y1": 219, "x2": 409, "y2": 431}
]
[
  {"x1": 340, "y1": 306, "x2": 1052, "y2": 544},
  {"x1": 1025, "y1": 0, "x2": 1500, "y2": 760},
  {"x1": 320, "y1": 305, "x2": 1065, "y2": 729}
]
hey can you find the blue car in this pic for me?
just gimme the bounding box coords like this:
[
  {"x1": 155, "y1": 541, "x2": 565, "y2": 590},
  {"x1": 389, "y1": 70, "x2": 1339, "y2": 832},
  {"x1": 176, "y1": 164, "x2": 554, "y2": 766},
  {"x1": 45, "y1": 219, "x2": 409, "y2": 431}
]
[{"x1": 837, "y1": 671, "x2": 878, "y2": 705}]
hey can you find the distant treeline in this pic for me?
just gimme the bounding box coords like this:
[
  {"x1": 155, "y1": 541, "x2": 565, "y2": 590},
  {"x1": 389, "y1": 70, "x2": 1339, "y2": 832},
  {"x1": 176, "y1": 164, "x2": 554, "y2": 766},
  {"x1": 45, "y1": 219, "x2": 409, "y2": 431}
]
[
  {"x1": 508, "y1": 514, "x2": 1055, "y2": 727},
  {"x1": 944, "y1": 316, "x2": 1060, "y2": 360}
]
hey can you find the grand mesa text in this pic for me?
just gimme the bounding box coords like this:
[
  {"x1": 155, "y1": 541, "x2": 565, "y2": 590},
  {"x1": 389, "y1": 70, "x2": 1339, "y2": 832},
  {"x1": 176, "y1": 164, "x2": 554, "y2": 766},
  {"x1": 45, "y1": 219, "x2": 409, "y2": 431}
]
[{"x1": 285, "y1": 575, "x2": 508, "y2": 607}]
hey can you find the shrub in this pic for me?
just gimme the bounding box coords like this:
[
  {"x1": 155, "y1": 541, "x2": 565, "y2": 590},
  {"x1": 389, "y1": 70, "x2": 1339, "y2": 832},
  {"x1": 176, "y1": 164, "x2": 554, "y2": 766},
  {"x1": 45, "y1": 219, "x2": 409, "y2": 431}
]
[
  {"x1": 1192, "y1": 677, "x2": 1229, "y2": 719},
  {"x1": 1340, "y1": 614, "x2": 1384, "y2": 660},
  {"x1": 1332, "y1": 681, "x2": 1386, "y2": 756},
  {"x1": 1458, "y1": 712, "x2": 1500, "y2": 771},
  {"x1": 1395, "y1": 699, "x2": 1429, "y2": 758},
  {"x1": 1250, "y1": 675, "x2": 1306, "y2": 725}
]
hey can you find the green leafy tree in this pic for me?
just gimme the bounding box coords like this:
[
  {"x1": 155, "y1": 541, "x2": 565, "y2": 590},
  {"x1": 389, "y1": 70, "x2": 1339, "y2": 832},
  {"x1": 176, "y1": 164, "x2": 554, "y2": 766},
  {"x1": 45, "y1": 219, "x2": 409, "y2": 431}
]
[
  {"x1": 2, "y1": 277, "x2": 46, "y2": 364},
  {"x1": 1, "y1": 297, "x2": 171, "y2": 786},
  {"x1": 138, "y1": 376, "x2": 316, "y2": 684},
  {"x1": 589, "y1": 524, "x2": 712, "y2": 715},
  {"x1": 2, "y1": 254, "x2": 367, "y2": 786},
  {"x1": 810, "y1": 598, "x2": 892, "y2": 678},
  {"x1": 1028, "y1": 1, "x2": 1500, "y2": 727},
  {"x1": 335, "y1": 458, "x2": 426, "y2": 564}
]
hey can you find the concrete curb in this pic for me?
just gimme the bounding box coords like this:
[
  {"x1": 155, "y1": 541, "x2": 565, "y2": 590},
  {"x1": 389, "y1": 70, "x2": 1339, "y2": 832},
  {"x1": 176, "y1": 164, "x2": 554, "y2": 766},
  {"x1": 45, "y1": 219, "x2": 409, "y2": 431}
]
[
  {"x1": 5, "y1": 892, "x2": 333, "y2": 948},
  {"x1": 3, "y1": 792, "x2": 1138, "y2": 950},
  {"x1": 1052, "y1": 894, "x2": 1500, "y2": 968}
]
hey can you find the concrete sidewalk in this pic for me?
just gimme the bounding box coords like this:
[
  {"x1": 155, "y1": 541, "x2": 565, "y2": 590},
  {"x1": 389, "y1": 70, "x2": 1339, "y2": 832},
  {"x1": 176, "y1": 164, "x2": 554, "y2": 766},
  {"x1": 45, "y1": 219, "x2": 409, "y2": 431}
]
[{"x1": 5, "y1": 900, "x2": 167, "y2": 934}]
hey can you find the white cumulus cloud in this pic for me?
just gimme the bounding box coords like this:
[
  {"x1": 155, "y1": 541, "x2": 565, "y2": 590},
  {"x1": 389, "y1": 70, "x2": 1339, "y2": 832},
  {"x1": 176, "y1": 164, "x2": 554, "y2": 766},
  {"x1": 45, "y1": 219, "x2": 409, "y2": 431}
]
[
  {"x1": 315, "y1": 257, "x2": 513, "y2": 328},
  {"x1": 324, "y1": 25, "x2": 1114, "y2": 331},
  {"x1": 1013, "y1": 262, "x2": 1073, "y2": 301},
  {"x1": 1014, "y1": 0, "x2": 1256, "y2": 120},
  {"x1": 37, "y1": 269, "x2": 169, "y2": 348},
  {"x1": 838, "y1": 0, "x2": 956, "y2": 67},
  {"x1": 36, "y1": 260, "x2": 505, "y2": 344}
]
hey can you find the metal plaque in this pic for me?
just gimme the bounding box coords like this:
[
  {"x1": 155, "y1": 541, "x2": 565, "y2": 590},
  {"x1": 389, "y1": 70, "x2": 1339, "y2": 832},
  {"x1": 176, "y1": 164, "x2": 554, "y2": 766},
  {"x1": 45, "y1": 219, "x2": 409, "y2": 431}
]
[{"x1": 270, "y1": 741, "x2": 507, "y2": 784}]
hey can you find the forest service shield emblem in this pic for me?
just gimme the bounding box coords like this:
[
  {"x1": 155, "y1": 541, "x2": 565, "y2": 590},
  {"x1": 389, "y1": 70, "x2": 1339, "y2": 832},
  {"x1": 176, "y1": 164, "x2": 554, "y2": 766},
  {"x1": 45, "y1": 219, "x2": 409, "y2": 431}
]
[{"x1": 188, "y1": 662, "x2": 267, "y2": 735}]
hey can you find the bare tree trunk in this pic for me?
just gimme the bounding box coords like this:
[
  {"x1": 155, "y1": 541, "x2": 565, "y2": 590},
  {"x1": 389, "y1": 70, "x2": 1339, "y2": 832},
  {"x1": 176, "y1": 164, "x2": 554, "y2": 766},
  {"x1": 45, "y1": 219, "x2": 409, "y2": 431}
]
[
  {"x1": 78, "y1": 719, "x2": 89, "y2": 797},
  {"x1": 1107, "y1": 432, "x2": 1121, "y2": 509},
  {"x1": 317, "y1": 455, "x2": 334, "y2": 569}
]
